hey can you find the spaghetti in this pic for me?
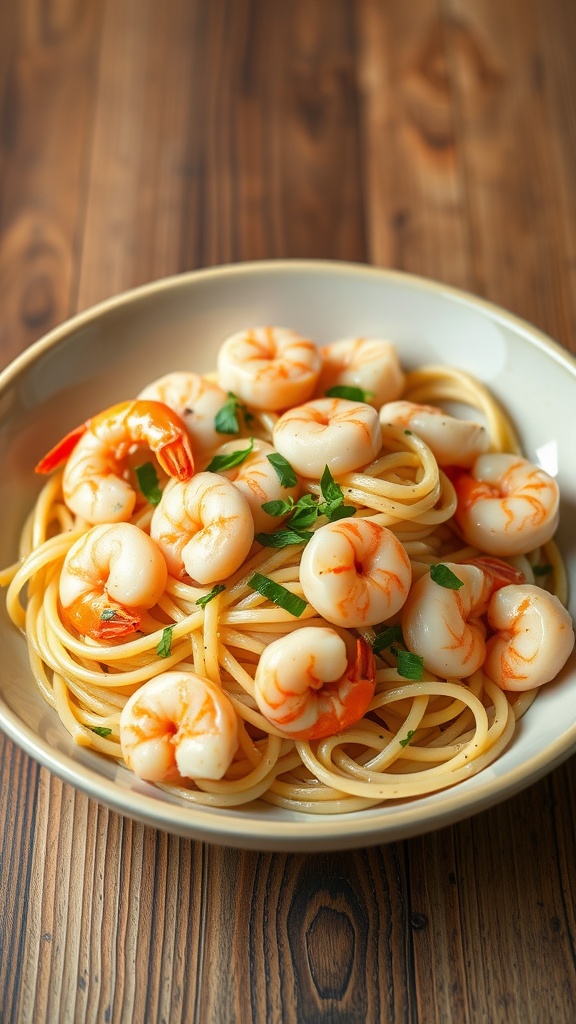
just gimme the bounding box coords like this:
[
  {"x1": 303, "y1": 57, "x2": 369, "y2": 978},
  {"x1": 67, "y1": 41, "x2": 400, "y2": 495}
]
[{"x1": 0, "y1": 346, "x2": 572, "y2": 814}]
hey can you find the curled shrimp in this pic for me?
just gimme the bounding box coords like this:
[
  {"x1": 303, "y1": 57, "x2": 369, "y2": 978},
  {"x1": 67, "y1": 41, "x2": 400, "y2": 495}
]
[
  {"x1": 273, "y1": 397, "x2": 382, "y2": 478},
  {"x1": 484, "y1": 584, "x2": 575, "y2": 691},
  {"x1": 204, "y1": 438, "x2": 301, "y2": 533},
  {"x1": 36, "y1": 400, "x2": 194, "y2": 524},
  {"x1": 120, "y1": 671, "x2": 239, "y2": 782},
  {"x1": 217, "y1": 326, "x2": 321, "y2": 410},
  {"x1": 453, "y1": 453, "x2": 560, "y2": 556},
  {"x1": 299, "y1": 518, "x2": 412, "y2": 628},
  {"x1": 316, "y1": 336, "x2": 405, "y2": 407},
  {"x1": 138, "y1": 371, "x2": 237, "y2": 452},
  {"x1": 253, "y1": 626, "x2": 376, "y2": 740},
  {"x1": 59, "y1": 523, "x2": 168, "y2": 640},
  {"x1": 379, "y1": 400, "x2": 489, "y2": 467},
  {"x1": 401, "y1": 558, "x2": 526, "y2": 679},
  {"x1": 150, "y1": 471, "x2": 254, "y2": 584}
]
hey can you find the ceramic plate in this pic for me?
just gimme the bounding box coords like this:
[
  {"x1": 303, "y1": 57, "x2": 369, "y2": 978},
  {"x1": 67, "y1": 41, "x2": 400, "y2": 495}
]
[{"x1": 1, "y1": 260, "x2": 575, "y2": 850}]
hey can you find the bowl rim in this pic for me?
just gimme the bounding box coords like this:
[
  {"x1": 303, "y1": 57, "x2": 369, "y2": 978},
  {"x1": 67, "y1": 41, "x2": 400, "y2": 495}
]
[{"x1": 1, "y1": 258, "x2": 575, "y2": 851}]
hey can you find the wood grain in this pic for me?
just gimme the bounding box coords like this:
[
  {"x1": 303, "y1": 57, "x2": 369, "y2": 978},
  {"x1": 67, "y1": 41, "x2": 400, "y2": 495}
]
[{"x1": 1, "y1": 1, "x2": 576, "y2": 1022}]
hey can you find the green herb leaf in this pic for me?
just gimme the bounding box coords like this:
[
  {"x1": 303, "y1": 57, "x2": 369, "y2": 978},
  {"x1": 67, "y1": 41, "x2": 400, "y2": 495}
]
[
  {"x1": 325, "y1": 503, "x2": 356, "y2": 522},
  {"x1": 156, "y1": 625, "x2": 174, "y2": 658},
  {"x1": 399, "y1": 729, "x2": 415, "y2": 748},
  {"x1": 319, "y1": 465, "x2": 342, "y2": 506},
  {"x1": 396, "y1": 650, "x2": 424, "y2": 681},
  {"x1": 135, "y1": 461, "x2": 163, "y2": 506},
  {"x1": 430, "y1": 563, "x2": 464, "y2": 590},
  {"x1": 289, "y1": 497, "x2": 321, "y2": 530},
  {"x1": 248, "y1": 572, "x2": 308, "y2": 616},
  {"x1": 372, "y1": 624, "x2": 404, "y2": 654},
  {"x1": 325, "y1": 385, "x2": 372, "y2": 403},
  {"x1": 196, "y1": 584, "x2": 226, "y2": 609},
  {"x1": 255, "y1": 528, "x2": 314, "y2": 548},
  {"x1": 266, "y1": 452, "x2": 298, "y2": 488},
  {"x1": 91, "y1": 726, "x2": 112, "y2": 738},
  {"x1": 205, "y1": 438, "x2": 254, "y2": 473},
  {"x1": 214, "y1": 392, "x2": 253, "y2": 434},
  {"x1": 533, "y1": 563, "x2": 552, "y2": 577},
  {"x1": 100, "y1": 608, "x2": 117, "y2": 621},
  {"x1": 261, "y1": 497, "x2": 296, "y2": 518}
]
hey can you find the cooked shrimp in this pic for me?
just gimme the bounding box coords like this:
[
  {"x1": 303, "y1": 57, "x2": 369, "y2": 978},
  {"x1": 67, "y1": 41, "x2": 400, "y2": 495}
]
[
  {"x1": 59, "y1": 523, "x2": 168, "y2": 640},
  {"x1": 401, "y1": 561, "x2": 494, "y2": 679},
  {"x1": 484, "y1": 584, "x2": 575, "y2": 691},
  {"x1": 253, "y1": 626, "x2": 376, "y2": 740},
  {"x1": 316, "y1": 337, "x2": 405, "y2": 408},
  {"x1": 299, "y1": 518, "x2": 412, "y2": 628},
  {"x1": 150, "y1": 471, "x2": 254, "y2": 584},
  {"x1": 273, "y1": 397, "x2": 382, "y2": 478},
  {"x1": 379, "y1": 400, "x2": 489, "y2": 467},
  {"x1": 217, "y1": 326, "x2": 321, "y2": 411},
  {"x1": 138, "y1": 371, "x2": 237, "y2": 452},
  {"x1": 204, "y1": 438, "x2": 301, "y2": 533},
  {"x1": 401, "y1": 557, "x2": 530, "y2": 679},
  {"x1": 453, "y1": 453, "x2": 560, "y2": 556},
  {"x1": 120, "y1": 671, "x2": 239, "y2": 782},
  {"x1": 36, "y1": 400, "x2": 194, "y2": 524}
]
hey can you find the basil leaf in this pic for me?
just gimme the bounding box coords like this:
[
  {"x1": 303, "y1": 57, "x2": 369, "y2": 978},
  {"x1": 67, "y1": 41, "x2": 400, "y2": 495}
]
[
  {"x1": 266, "y1": 452, "x2": 298, "y2": 488},
  {"x1": 156, "y1": 625, "x2": 174, "y2": 658},
  {"x1": 325, "y1": 385, "x2": 371, "y2": 403},
  {"x1": 248, "y1": 572, "x2": 308, "y2": 616},
  {"x1": 91, "y1": 726, "x2": 112, "y2": 738},
  {"x1": 396, "y1": 650, "x2": 424, "y2": 681},
  {"x1": 430, "y1": 564, "x2": 464, "y2": 590},
  {"x1": 135, "y1": 462, "x2": 163, "y2": 506},
  {"x1": 196, "y1": 584, "x2": 226, "y2": 609},
  {"x1": 205, "y1": 438, "x2": 254, "y2": 473}
]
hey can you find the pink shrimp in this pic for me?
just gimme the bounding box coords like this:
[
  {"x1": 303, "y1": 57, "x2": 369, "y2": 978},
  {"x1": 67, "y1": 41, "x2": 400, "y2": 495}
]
[{"x1": 36, "y1": 400, "x2": 194, "y2": 524}]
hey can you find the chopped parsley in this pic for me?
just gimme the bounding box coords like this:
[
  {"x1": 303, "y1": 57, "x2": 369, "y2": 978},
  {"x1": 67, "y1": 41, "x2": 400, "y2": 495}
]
[
  {"x1": 205, "y1": 438, "x2": 254, "y2": 473},
  {"x1": 396, "y1": 650, "x2": 424, "y2": 681},
  {"x1": 256, "y1": 465, "x2": 355, "y2": 548},
  {"x1": 266, "y1": 452, "x2": 298, "y2": 488},
  {"x1": 372, "y1": 624, "x2": 404, "y2": 654},
  {"x1": 325, "y1": 384, "x2": 373, "y2": 403},
  {"x1": 430, "y1": 563, "x2": 464, "y2": 590},
  {"x1": 100, "y1": 608, "x2": 117, "y2": 621},
  {"x1": 248, "y1": 572, "x2": 307, "y2": 617},
  {"x1": 196, "y1": 584, "x2": 226, "y2": 609},
  {"x1": 91, "y1": 726, "x2": 112, "y2": 738},
  {"x1": 156, "y1": 625, "x2": 175, "y2": 658},
  {"x1": 135, "y1": 461, "x2": 163, "y2": 506},
  {"x1": 399, "y1": 729, "x2": 415, "y2": 748},
  {"x1": 214, "y1": 392, "x2": 254, "y2": 435}
]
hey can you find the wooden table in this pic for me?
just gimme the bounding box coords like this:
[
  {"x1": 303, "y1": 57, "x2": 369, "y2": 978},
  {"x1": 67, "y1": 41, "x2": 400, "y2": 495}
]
[{"x1": 1, "y1": 2, "x2": 575, "y2": 1021}]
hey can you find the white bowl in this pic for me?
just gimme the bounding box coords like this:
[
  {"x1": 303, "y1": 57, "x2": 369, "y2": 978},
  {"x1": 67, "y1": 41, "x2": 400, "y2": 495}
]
[{"x1": 1, "y1": 260, "x2": 575, "y2": 851}]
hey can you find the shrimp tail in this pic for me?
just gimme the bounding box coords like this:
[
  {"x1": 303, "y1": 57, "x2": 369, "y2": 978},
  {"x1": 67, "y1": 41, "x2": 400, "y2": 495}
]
[
  {"x1": 304, "y1": 637, "x2": 376, "y2": 741},
  {"x1": 155, "y1": 436, "x2": 195, "y2": 481},
  {"x1": 61, "y1": 592, "x2": 141, "y2": 640},
  {"x1": 466, "y1": 555, "x2": 526, "y2": 593},
  {"x1": 35, "y1": 422, "x2": 89, "y2": 474}
]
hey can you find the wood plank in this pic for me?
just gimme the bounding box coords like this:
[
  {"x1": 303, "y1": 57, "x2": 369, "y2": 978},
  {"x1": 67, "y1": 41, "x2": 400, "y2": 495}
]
[
  {"x1": 77, "y1": 0, "x2": 368, "y2": 310},
  {"x1": 444, "y1": 0, "x2": 576, "y2": 346},
  {"x1": 0, "y1": 0, "x2": 103, "y2": 364},
  {"x1": 356, "y1": 0, "x2": 472, "y2": 288}
]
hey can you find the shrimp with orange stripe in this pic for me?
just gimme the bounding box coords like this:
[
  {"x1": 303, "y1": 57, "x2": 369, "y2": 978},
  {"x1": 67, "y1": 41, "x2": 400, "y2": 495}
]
[{"x1": 36, "y1": 399, "x2": 195, "y2": 525}]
